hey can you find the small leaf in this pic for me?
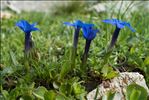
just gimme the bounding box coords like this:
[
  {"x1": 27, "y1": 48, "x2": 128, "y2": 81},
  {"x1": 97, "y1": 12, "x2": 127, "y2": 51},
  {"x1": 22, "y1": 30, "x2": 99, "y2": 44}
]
[
  {"x1": 102, "y1": 91, "x2": 116, "y2": 100},
  {"x1": 33, "y1": 86, "x2": 48, "y2": 100},
  {"x1": 59, "y1": 83, "x2": 72, "y2": 95},
  {"x1": 107, "y1": 91, "x2": 115, "y2": 100},
  {"x1": 130, "y1": 47, "x2": 135, "y2": 54},
  {"x1": 101, "y1": 66, "x2": 118, "y2": 79},
  {"x1": 56, "y1": 94, "x2": 66, "y2": 100},
  {"x1": 21, "y1": 94, "x2": 34, "y2": 100},
  {"x1": 59, "y1": 60, "x2": 71, "y2": 79},
  {"x1": 106, "y1": 71, "x2": 118, "y2": 79},
  {"x1": 144, "y1": 57, "x2": 149, "y2": 65},
  {"x1": 72, "y1": 82, "x2": 85, "y2": 95},
  {"x1": 1, "y1": 67, "x2": 14, "y2": 76},
  {"x1": 1, "y1": 90, "x2": 9, "y2": 99},
  {"x1": 72, "y1": 82, "x2": 86, "y2": 99},
  {"x1": 9, "y1": 51, "x2": 18, "y2": 66},
  {"x1": 129, "y1": 89, "x2": 140, "y2": 100},
  {"x1": 126, "y1": 84, "x2": 148, "y2": 100},
  {"x1": 44, "y1": 90, "x2": 56, "y2": 100}
]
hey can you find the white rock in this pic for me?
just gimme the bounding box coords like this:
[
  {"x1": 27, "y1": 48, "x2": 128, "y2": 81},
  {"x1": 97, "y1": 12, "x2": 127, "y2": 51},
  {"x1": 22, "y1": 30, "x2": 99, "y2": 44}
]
[{"x1": 87, "y1": 72, "x2": 149, "y2": 100}]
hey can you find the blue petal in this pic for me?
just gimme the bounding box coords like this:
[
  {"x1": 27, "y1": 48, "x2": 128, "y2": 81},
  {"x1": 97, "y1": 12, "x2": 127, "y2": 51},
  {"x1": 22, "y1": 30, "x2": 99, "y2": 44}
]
[
  {"x1": 32, "y1": 27, "x2": 39, "y2": 31},
  {"x1": 74, "y1": 20, "x2": 83, "y2": 28},
  {"x1": 16, "y1": 20, "x2": 30, "y2": 32},
  {"x1": 82, "y1": 25, "x2": 99, "y2": 40},
  {"x1": 102, "y1": 19, "x2": 116, "y2": 25},
  {"x1": 116, "y1": 22, "x2": 125, "y2": 29},
  {"x1": 123, "y1": 22, "x2": 136, "y2": 32},
  {"x1": 83, "y1": 23, "x2": 95, "y2": 27},
  {"x1": 103, "y1": 19, "x2": 135, "y2": 32},
  {"x1": 31, "y1": 23, "x2": 40, "y2": 31},
  {"x1": 64, "y1": 20, "x2": 84, "y2": 28},
  {"x1": 16, "y1": 20, "x2": 39, "y2": 33}
]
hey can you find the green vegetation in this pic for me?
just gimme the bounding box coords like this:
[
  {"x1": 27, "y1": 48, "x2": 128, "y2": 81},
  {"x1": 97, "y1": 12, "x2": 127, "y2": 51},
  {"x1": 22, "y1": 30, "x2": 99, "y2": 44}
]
[{"x1": 1, "y1": 2, "x2": 149, "y2": 100}]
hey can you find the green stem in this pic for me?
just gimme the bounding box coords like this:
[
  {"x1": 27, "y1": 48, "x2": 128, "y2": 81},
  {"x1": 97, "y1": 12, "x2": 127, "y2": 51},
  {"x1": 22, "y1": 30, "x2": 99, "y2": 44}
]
[
  {"x1": 103, "y1": 27, "x2": 121, "y2": 65},
  {"x1": 71, "y1": 28, "x2": 80, "y2": 69},
  {"x1": 24, "y1": 53, "x2": 30, "y2": 72}
]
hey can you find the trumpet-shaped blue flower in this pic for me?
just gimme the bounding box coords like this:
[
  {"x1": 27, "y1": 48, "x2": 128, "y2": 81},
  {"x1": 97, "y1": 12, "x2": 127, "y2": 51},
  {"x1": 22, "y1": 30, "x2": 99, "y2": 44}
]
[
  {"x1": 102, "y1": 19, "x2": 135, "y2": 32},
  {"x1": 64, "y1": 20, "x2": 85, "y2": 49},
  {"x1": 81, "y1": 24, "x2": 99, "y2": 71},
  {"x1": 64, "y1": 20, "x2": 85, "y2": 69},
  {"x1": 103, "y1": 19, "x2": 135, "y2": 49},
  {"x1": 16, "y1": 20, "x2": 39, "y2": 33},
  {"x1": 82, "y1": 24, "x2": 99, "y2": 40},
  {"x1": 16, "y1": 20, "x2": 39, "y2": 53}
]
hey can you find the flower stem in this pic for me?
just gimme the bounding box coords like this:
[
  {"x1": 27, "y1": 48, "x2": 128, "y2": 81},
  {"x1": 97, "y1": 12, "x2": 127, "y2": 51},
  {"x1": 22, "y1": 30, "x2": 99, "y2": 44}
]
[
  {"x1": 71, "y1": 28, "x2": 80, "y2": 69},
  {"x1": 81, "y1": 39, "x2": 91, "y2": 71},
  {"x1": 24, "y1": 33, "x2": 34, "y2": 53},
  {"x1": 109, "y1": 27, "x2": 121, "y2": 49},
  {"x1": 103, "y1": 27, "x2": 121, "y2": 65},
  {"x1": 24, "y1": 33, "x2": 34, "y2": 72}
]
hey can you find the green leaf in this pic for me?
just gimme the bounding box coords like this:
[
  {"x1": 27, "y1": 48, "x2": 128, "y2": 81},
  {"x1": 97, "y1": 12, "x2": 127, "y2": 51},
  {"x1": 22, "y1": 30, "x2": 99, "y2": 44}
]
[
  {"x1": 129, "y1": 89, "x2": 140, "y2": 100},
  {"x1": 59, "y1": 83, "x2": 72, "y2": 95},
  {"x1": 9, "y1": 51, "x2": 18, "y2": 66},
  {"x1": 72, "y1": 82, "x2": 86, "y2": 99},
  {"x1": 56, "y1": 94, "x2": 66, "y2": 100},
  {"x1": 59, "y1": 60, "x2": 71, "y2": 79},
  {"x1": 72, "y1": 82, "x2": 85, "y2": 95},
  {"x1": 1, "y1": 67, "x2": 14, "y2": 76},
  {"x1": 107, "y1": 91, "x2": 116, "y2": 100},
  {"x1": 21, "y1": 94, "x2": 34, "y2": 100},
  {"x1": 126, "y1": 84, "x2": 148, "y2": 100},
  {"x1": 102, "y1": 91, "x2": 116, "y2": 100},
  {"x1": 44, "y1": 90, "x2": 56, "y2": 100},
  {"x1": 1, "y1": 90, "x2": 9, "y2": 99},
  {"x1": 33, "y1": 86, "x2": 48, "y2": 100},
  {"x1": 101, "y1": 66, "x2": 118, "y2": 79},
  {"x1": 144, "y1": 56, "x2": 149, "y2": 65},
  {"x1": 130, "y1": 47, "x2": 135, "y2": 54}
]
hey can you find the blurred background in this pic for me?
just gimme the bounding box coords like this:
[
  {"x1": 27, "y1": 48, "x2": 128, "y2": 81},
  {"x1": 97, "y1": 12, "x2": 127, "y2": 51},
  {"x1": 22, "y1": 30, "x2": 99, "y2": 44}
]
[{"x1": 1, "y1": 1, "x2": 149, "y2": 19}]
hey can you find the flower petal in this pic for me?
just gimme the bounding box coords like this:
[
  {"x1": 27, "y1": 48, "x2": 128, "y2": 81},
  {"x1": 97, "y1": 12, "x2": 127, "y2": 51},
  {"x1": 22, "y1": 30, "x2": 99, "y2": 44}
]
[
  {"x1": 16, "y1": 20, "x2": 39, "y2": 33},
  {"x1": 103, "y1": 19, "x2": 135, "y2": 32},
  {"x1": 102, "y1": 19, "x2": 116, "y2": 25},
  {"x1": 82, "y1": 25, "x2": 99, "y2": 40},
  {"x1": 32, "y1": 27, "x2": 39, "y2": 31},
  {"x1": 64, "y1": 20, "x2": 84, "y2": 28},
  {"x1": 123, "y1": 22, "x2": 136, "y2": 32}
]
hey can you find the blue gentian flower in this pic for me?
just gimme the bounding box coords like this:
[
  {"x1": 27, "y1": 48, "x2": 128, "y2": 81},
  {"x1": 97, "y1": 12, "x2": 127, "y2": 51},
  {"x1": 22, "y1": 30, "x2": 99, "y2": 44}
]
[
  {"x1": 82, "y1": 24, "x2": 99, "y2": 40},
  {"x1": 64, "y1": 20, "x2": 85, "y2": 69},
  {"x1": 16, "y1": 20, "x2": 39, "y2": 53},
  {"x1": 16, "y1": 20, "x2": 39, "y2": 33},
  {"x1": 102, "y1": 19, "x2": 135, "y2": 32},
  {"x1": 81, "y1": 24, "x2": 99, "y2": 71},
  {"x1": 102, "y1": 19, "x2": 135, "y2": 49},
  {"x1": 64, "y1": 20, "x2": 85, "y2": 49}
]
